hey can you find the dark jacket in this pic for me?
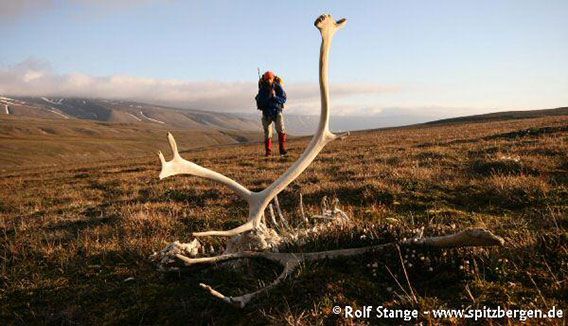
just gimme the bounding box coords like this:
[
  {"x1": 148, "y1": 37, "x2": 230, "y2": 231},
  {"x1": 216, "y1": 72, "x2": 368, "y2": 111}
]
[{"x1": 256, "y1": 82, "x2": 287, "y2": 118}]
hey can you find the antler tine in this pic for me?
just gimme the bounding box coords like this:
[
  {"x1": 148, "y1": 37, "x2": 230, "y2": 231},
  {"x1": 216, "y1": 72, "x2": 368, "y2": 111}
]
[
  {"x1": 167, "y1": 132, "x2": 181, "y2": 161},
  {"x1": 198, "y1": 258, "x2": 299, "y2": 309},
  {"x1": 335, "y1": 131, "x2": 350, "y2": 140},
  {"x1": 158, "y1": 151, "x2": 166, "y2": 165},
  {"x1": 175, "y1": 251, "x2": 301, "y2": 308},
  {"x1": 192, "y1": 219, "x2": 255, "y2": 237}
]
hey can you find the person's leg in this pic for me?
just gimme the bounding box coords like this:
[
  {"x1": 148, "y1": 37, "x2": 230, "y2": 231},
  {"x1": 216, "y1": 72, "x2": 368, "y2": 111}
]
[
  {"x1": 262, "y1": 114, "x2": 273, "y2": 156},
  {"x1": 276, "y1": 113, "x2": 287, "y2": 155}
]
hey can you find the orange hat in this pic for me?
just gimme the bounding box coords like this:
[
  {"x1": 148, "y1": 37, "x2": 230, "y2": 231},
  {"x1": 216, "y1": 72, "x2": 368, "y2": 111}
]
[{"x1": 262, "y1": 71, "x2": 275, "y2": 81}]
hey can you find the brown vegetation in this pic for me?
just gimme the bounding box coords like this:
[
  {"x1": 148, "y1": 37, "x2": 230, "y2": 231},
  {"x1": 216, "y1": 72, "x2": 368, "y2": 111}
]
[
  {"x1": 1, "y1": 115, "x2": 566, "y2": 324},
  {"x1": 0, "y1": 115, "x2": 260, "y2": 169}
]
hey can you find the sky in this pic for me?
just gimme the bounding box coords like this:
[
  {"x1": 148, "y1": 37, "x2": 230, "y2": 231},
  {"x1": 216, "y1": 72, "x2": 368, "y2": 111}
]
[{"x1": 1, "y1": 0, "x2": 567, "y2": 119}]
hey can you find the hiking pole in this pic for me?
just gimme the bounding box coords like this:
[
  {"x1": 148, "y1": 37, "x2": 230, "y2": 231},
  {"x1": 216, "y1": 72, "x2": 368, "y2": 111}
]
[{"x1": 257, "y1": 67, "x2": 262, "y2": 156}]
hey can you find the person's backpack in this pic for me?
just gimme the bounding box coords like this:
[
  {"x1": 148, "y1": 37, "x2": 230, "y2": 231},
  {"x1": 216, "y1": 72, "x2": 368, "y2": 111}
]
[
  {"x1": 255, "y1": 94, "x2": 262, "y2": 111},
  {"x1": 255, "y1": 79, "x2": 265, "y2": 111}
]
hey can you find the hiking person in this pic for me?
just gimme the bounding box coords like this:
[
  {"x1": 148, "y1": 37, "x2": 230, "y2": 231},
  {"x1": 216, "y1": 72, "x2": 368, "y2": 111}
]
[{"x1": 255, "y1": 71, "x2": 288, "y2": 157}]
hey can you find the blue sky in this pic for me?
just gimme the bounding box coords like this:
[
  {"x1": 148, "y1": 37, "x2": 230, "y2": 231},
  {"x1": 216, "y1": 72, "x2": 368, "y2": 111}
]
[{"x1": 1, "y1": 0, "x2": 567, "y2": 118}]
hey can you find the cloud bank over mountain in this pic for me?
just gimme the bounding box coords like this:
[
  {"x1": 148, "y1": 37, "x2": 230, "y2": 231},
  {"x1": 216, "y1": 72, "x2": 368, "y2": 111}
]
[{"x1": 0, "y1": 59, "x2": 402, "y2": 116}]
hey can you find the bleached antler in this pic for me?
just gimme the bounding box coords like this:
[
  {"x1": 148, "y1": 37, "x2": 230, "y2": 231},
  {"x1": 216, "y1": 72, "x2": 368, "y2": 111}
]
[
  {"x1": 158, "y1": 14, "x2": 349, "y2": 237},
  {"x1": 175, "y1": 228, "x2": 504, "y2": 308}
]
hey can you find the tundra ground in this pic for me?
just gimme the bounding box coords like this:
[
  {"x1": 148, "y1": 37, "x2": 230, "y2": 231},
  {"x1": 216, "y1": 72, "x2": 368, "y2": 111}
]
[{"x1": 1, "y1": 116, "x2": 566, "y2": 324}]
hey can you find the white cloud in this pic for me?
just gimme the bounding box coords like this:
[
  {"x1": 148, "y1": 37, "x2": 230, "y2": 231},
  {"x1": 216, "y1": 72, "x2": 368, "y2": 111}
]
[{"x1": 0, "y1": 59, "x2": 400, "y2": 115}]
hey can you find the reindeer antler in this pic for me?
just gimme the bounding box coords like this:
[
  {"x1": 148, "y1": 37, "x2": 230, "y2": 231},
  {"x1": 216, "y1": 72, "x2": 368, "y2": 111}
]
[
  {"x1": 158, "y1": 13, "x2": 349, "y2": 237},
  {"x1": 153, "y1": 15, "x2": 507, "y2": 309}
]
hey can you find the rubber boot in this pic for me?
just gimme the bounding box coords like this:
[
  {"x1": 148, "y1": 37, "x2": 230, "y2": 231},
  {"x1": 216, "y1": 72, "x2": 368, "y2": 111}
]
[
  {"x1": 264, "y1": 138, "x2": 272, "y2": 157},
  {"x1": 278, "y1": 132, "x2": 288, "y2": 156}
]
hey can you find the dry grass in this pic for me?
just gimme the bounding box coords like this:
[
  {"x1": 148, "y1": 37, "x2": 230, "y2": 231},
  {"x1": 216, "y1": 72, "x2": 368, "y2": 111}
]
[
  {"x1": 0, "y1": 115, "x2": 260, "y2": 169},
  {"x1": 1, "y1": 115, "x2": 567, "y2": 324}
]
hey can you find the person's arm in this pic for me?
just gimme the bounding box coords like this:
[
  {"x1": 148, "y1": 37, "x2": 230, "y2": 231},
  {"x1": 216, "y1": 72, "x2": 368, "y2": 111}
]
[{"x1": 272, "y1": 84, "x2": 287, "y2": 105}]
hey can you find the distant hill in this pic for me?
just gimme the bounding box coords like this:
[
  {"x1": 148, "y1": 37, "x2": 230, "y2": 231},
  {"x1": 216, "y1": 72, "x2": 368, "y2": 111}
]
[
  {"x1": 2, "y1": 95, "x2": 566, "y2": 169},
  {"x1": 0, "y1": 114, "x2": 262, "y2": 170},
  {"x1": 265, "y1": 107, "x2": 568, "y2": 135},
  {"x1": 3, "y1": 96, "x2": 566, "y2": 134},
  {"x1": 0, "y1": 96, "x2": 266, "y2": 170},
  {"x1": 238, "y1": 113, "x2": 439, "y2": 135},
  {"x1": 0, "y1": 96, "x2": 434, "y2": 136},
  {"x1": 424, "y1": 107, "x2": 568, "y2": 125},
  {"x1": 0, "y1": 96, "x2": 260, "y2": 131}
]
